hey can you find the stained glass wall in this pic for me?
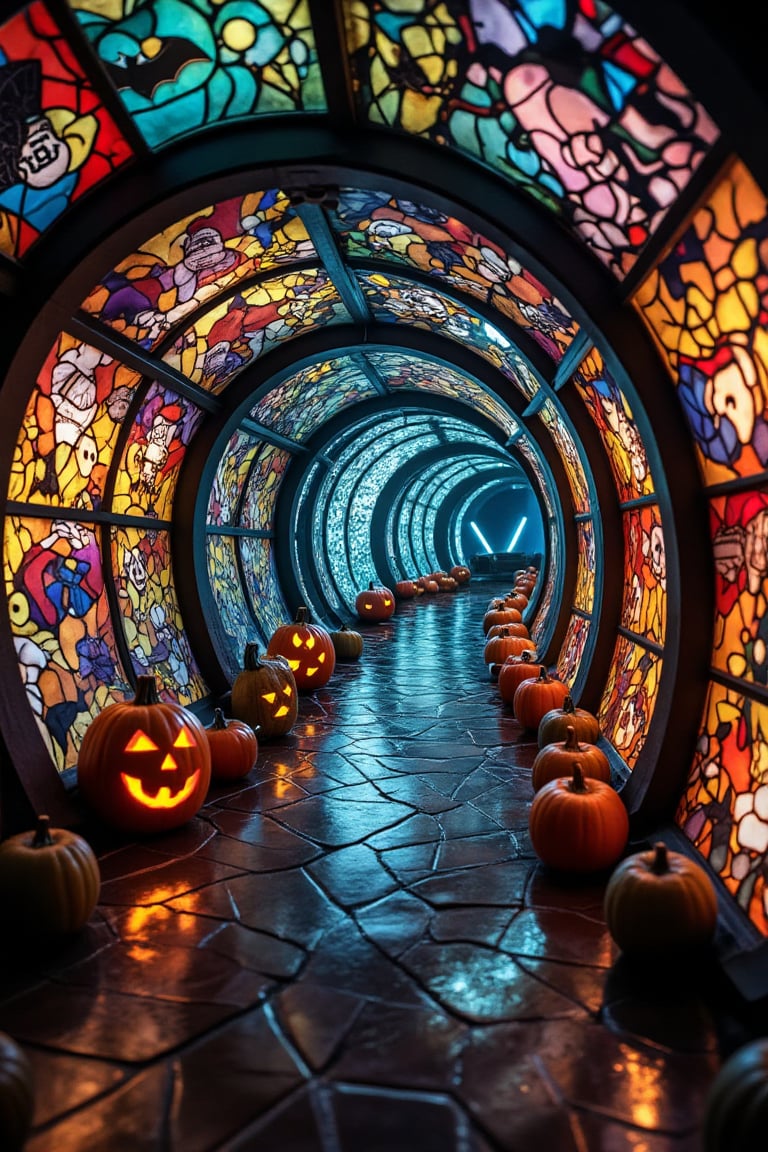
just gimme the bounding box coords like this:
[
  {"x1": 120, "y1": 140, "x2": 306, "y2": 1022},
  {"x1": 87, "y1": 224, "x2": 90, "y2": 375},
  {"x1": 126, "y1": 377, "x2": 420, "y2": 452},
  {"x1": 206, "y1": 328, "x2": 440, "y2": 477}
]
[{"x1": 634, "y1": 160, "x2": 768, "y2": 933}]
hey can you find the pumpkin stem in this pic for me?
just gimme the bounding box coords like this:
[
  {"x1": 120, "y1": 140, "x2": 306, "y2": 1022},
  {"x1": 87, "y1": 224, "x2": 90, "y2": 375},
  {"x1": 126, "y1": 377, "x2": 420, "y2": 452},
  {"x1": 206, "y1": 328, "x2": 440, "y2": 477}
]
[
  {"x1": 650, "y1": 842, "x2": 671, "y2": 875},
  {"x1": 537, "y1": 668, "x2": 549, "y2": 683},
  {"x1": 563, "y1": 725, "x2": 581, "y2": 751},
  {"x1": 294, "y1": 606, "x2": 309, "y2": 624},
  {"x1": 243, "y1": 642, "x2": 262, "y2": 671},
  {"x1": 32, "y1": 814, "x2": 53, "y2": 848},
  {"x1": 567, "y1": 763, "x2": 588, "y2": 793},
  {"x1": 213, "y1": 708, "x2": 228, "y2": 730},
  {"x1": 562, "y1": 695, "x2": 576, "y2": 714},
  {"x1": 133, "y1": 675, "x2": 159, "y2": 706}
]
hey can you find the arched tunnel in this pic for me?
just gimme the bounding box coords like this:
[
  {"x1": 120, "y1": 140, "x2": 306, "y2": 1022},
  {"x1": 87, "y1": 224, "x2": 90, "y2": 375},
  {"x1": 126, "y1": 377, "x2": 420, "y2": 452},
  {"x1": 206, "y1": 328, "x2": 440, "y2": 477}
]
[{"x1": 2, "y1": 1, "x2": 768, "y2": 1145}]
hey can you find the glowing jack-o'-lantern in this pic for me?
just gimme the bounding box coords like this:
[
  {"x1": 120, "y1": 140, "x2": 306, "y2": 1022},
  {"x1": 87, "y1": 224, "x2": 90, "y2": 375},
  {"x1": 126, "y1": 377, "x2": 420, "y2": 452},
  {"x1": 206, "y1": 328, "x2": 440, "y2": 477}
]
[
  {"x1": 355, "y1": 581, "x2": 396, "y2": 622},
  {"x1": 77, "y1": 676, "x2": 212, "y2": 835},
  {"x1": 231, "y1": 644, "x2": 298, "y2": 738},
  {"x1": 266, "y1": 607, "x2": 336, "y2": 691}
]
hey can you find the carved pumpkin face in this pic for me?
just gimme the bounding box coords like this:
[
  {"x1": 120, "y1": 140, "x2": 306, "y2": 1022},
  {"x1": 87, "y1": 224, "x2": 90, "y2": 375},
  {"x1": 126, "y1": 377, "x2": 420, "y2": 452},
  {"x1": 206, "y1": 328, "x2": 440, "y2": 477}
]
[
  {"x1": 355, "y1": 582, "x2": 396, "y2": 622},
  {"x1": 266, "y1": 607, "x2": 336, "y2": 691},
  {"x1": 231, "y1": 646, "x2": 298, "y2": 738},
  {"x1": 76, "y1": 676, "x2": 212, "y2": 834}
]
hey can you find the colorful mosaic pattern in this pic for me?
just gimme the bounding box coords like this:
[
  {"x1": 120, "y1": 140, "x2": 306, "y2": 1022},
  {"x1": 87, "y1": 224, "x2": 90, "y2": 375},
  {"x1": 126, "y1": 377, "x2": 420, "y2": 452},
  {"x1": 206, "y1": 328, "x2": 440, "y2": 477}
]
[
  {"x1": 250, "y1": 357, "x2": 378, "y2": 441},
  {"x1": 239, "y1": 442, "x2": 290, "y2": 531},
  {"x1": 81, "y1": 190, "x2": 314, "y2": 352},
  {"x1": 573, "y1": 519, "x2": 595, "y2": 614},
  {"x1": 240, "y1": 535, "x2": 288, "y2": 640},
  {"x1": 622, "y1": 505, "x2": 666, "y2": 646},
  {"x1": 530, "y1": 512, "x2": 558, "y2": 652},
  {"x1": 599, "y1": 633, "x2": 662, "y2": 767},
  {"x1": 556, "y1": 612, "x2": 591, "y2": 689},
  {"x1": 112, "y1": 526, "x2": 207, "y2": 703},
  {"x1": 9, "y1": 334, "x2": 141, "y2": 511},
  {"x1": 5, "y1": 514, "x2": 130, "y2": 771},
  {"x1": 112, "y1": 383, "x2": 204, "y2": 520},
  {"x1": 164, "y1": 270, "x2": 351, "y2": 389},
  {"x1": 710, "y1": 490, "x2": 768, "y2": 684},
  {"x1": 537, "y1": 396, "x2": 589, "y2": 514},
  {"x1": 676, "y1": 679, "x2": 768, "y2": 934},
  {"x1": 344, "y1": 0, "x2": 718, "y2": 278},
  {"x1": 329, "y1": 187, "x2": 578, "y2": 360},
  {"x1": 367, "y1": 349, "x2": 518, "y2": 435},
  {"x1": 71, "y1": 0, "x2": 326, "y2": 149},
  {"x1": 207, "y1": 430, "x2": 259, "y2": 527},
  {"x1": 360, "y1": 272, "x2": 539, "y2": 400},
  {"x1": 635, "y1": 160, "x2": 768, "y2": 487},
  {"x1": 0, "y1": 2, "x2": 132, "y2": 259},
  {"x1": 206, "y1": 533, "x2": 259, "y2": 661},
  {"x1": 573, "y1": 347, "x2": 654, "y2": 502}
]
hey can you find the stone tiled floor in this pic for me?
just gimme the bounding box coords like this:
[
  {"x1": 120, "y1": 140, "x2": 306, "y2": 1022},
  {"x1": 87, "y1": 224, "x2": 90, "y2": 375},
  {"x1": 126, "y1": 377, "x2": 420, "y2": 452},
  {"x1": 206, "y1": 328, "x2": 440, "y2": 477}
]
[{"x1": 0, "y1": 580, "x2": 757, "y2": 1150}]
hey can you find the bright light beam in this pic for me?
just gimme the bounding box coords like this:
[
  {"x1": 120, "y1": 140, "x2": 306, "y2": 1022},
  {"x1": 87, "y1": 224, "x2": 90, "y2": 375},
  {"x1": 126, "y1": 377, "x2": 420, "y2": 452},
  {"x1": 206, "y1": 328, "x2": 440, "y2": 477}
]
[
  {"x1": 506, "y1": 516, "x2": 527, "y2": 552},
  {"x1": 470, "y1": 521, "x2": 493, "y2": 554}
]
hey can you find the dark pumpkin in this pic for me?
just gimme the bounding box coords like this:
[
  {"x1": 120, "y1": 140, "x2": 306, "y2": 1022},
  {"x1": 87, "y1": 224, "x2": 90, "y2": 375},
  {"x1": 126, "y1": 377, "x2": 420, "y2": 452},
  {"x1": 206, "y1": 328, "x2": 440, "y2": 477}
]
[
  {"x1": 77, "y1": 677, "x2": 212, "y2": 834},
  {"x1": 231, "y1": 644, "x2": 298, "y2": 739},
  {"x1": 331, "y1": 623, "x2": 364, "y2": 661},
  {"x1": 0, "y1": 1031, "x2": 34, "y2": 1152},
  {"x1": 538, "y1": 693, "x2": 601, "y2": 748},
  {"x1": 355, "y1": 582, "x2": 396, "y2": 621},
  {"x1": 703, "y1": 1039, "x2": 768, "y2": 1152}
]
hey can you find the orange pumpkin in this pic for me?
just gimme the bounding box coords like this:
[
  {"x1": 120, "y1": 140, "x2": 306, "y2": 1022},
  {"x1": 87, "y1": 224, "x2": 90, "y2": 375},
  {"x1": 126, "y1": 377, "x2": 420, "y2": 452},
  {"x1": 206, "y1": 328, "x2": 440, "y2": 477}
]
[
  {"x1": 205, "y1": 709, "x2": 259, "y2": 781},
  {"x1": 483, "y1": 608, "x2": 523, "y2": 634},
  {"x1": 417, "y1": 576, "x2": 439, "y2": 593},
  {"x1": 497, "y1": 651, "x2": 547, "y2": 705},
  {"x1": 487, "y1": 617, "x2": 523, "y2": 637},
  {"x1": 356, "y1": 582, "x2": 396, "y2": 621},
  {"x1": 77, "y1": 676, "x2": 212, "y2": 834},
  {"x1": 483, "y1": 629, "x2": 535, "y2": 664},
  {"x1": 538, "y1": 693, "x2": 601, "y2": 748},
  {"x1": 532, "y1": 725, "x2": 611, "y2": 792},
  {"x1": 231, "y1": 645, "x2": 297, "y2": 738},
  {"x1": 394, "y1": 579, "x2": 419, "y2": 599},
  {"x1": 450, "y1": 565, "x2": 471, "y2": 584},
  {"x1": 513, "y1": 669, "x2": 570, "y2": 730},
  {"x1": 267, "y1": 606, "x2": 336, "y2": 689},
  {"x1": 528, "y1": 763, "x2": 629, "y2": 873}
]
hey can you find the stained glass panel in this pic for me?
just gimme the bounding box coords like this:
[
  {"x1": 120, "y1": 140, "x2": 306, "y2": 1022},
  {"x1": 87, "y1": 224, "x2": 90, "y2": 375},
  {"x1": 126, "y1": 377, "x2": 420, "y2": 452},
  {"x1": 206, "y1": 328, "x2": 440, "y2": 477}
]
[
  {"x1": 81, "y1": 190, "x2": 314, "y2": 351},
  {"x1": 556, "y1": 613, "x2": 591, "y2": 689},
  {"x1": 240, "y1": 442, "x2": 290, "y2": 531},
  {"x1": 240, "y1": 536, "x2": 288, "y2": 640},
  {"x1": 635, "y1": 160, "x2": 768, "y2": 487},
  {"x1": 207, "y1": 430, "x2": 259, "y2": 527},
  {"x1": 573, "y1": 520, "x2": 595, "y2": 614},
  {"x1": 572, "y1": 347, "x2": 654, "y2": 502},
  {"x1": 622, "y1": 506, "x2": 666, "y2": 646},
  {"x1": 599, "y1": 634, "x2": 662, "y2": 767},
  {"x1": 250, "y1": 357, "x2": 378, "y2": 441},
  {"x1": 344, "y1": 0, "x2": 718, "y2": 278},
  {"x1": 112, "y1": 383, "x2": 204, "y2": 519},
  {"x1": 71, "y1": 0, "x2": 326, "y2": 149},
  {"x1": 366, "y1": 349, "x2": 520, "y2": 433},
  {"x1": 360, "y1": 272, "x2": 539, "y2": 400},
  {"x1": 206, "y1": 533, "x2": 258, "y2": 662},
  {"x1": 111, "y1": 526, "x2": 206, "y2": 703},
  {"x1": 5, "y1": 514, "x2": 130, "y2": 771},
  {"x1": 164, "y1": 271, "x2": 350, "y2": 389},
  {"x1": 676, "y1": 679, "x2": 768, "y2": 935},
  {"x1": 538, "y1": 397, "x2": 589, "y2": 514},
  {"x1": 0, "y1": 2, "x2": 132, "y2": 259},
  {"x1": 9, "y1": 334, "x2": 141, "y2": 510},
  {"x1": 710, "y1": 490, "x2": 768, "y2": 684},
  {"x1": 329, "y1": 187, "x2": 577, "y2": 360}
]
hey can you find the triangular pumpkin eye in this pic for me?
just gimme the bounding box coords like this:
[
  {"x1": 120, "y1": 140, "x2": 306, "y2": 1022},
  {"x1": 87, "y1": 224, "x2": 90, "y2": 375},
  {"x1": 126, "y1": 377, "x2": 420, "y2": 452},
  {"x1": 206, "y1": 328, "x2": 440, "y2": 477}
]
[
  {"x1": 173, "y1": 727, "x2": 196, "y2": 748},
  {"x1": 262, "y1": 692, "x2": 276, "y2": 703},
  {"x1": 125, "y1": 729, "x2": 159, "y2": 752}
]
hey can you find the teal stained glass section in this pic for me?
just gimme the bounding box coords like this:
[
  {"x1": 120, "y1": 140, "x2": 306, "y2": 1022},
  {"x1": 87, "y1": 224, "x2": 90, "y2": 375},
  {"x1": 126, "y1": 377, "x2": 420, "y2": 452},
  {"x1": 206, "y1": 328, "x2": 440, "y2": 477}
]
[
  {"x1": 240, "y1": 535, "x2": 288, "y2": 638},
  {"x1": 71, "y1": 0, "x2": 326, "y2": 149},
  {"x1": 343, "y1": 0, "x2": 718, "y2": 278},
  {"x1": 250, "y1": 357, "x2": 379, "y2": 441},
  {"x1": 240, "y1": 441, "x2": 290, "y2": 531},
  {"x1": 207, "y1": 429, "x2": 259, "y2": 526},
  {"x1": 206, "y1": 533, "x2": 259, "y2": 659}
]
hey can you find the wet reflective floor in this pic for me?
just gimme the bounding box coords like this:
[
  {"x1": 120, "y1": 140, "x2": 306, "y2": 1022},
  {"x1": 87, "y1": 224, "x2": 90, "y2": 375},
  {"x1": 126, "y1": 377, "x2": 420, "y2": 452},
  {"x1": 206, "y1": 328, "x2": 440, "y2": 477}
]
[{"x1": 0, "y1": 580, "x2": 755, "y2": 1150}]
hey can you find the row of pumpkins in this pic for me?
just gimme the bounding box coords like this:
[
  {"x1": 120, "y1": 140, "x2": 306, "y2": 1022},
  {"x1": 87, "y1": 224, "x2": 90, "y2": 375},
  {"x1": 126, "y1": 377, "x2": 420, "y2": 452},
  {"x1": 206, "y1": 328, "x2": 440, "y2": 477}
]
[{"x1": 485, "y1": 568, "x2": 721, "y2": 955}]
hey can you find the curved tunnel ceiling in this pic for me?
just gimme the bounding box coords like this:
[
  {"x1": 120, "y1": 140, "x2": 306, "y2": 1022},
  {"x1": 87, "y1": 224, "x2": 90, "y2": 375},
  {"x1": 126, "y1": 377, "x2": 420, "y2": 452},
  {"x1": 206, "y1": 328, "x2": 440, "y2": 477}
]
[{"x1": 2, "y1": 1, "x2": 768, "y2": 940}]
